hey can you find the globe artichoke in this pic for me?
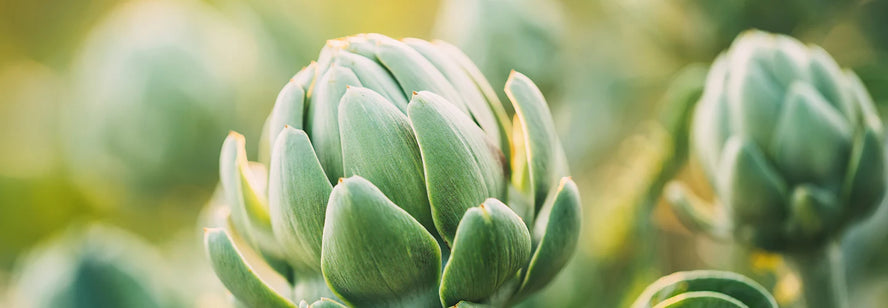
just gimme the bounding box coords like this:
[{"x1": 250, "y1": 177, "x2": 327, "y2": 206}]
[
  {"x1": 670, "y1": 30, "x2": 885, "y2": 251},
  {"x1": 668, "y1": 30, "x2": 885, "y2": 308},
  {"x1": 203, "y1": 33, "x2": 581, "y2": 307},
  {"x1": 64, "y1": 0, "x2": 284, "y2": 216},
  {"x1": 7, "y1": 224, "x2": 173, "y2": 308},
  {"x1": 631, "y1": 270, "x2": 777, "y2": 308}
]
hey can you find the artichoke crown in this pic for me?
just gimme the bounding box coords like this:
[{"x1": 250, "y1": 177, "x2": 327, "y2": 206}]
[
  {"x1": 691, "y1": 30, "x2": 886, "y2": 251},
  {"x1": 204, "y1": 34, "x2": 581, "y2": 307}
]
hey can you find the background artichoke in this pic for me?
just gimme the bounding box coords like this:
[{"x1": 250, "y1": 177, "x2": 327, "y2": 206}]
[
  {"x1": 204, "y1": 33, "x2": 581, "y2": 307},
  {"x1": 5, "y1": 224, "x2": 174, "y2": 308},
  {"x1": 668, "y1": 30, "x2": 885, "y2": 308}
]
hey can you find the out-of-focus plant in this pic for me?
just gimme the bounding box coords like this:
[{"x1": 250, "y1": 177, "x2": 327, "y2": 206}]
[
  {"x1": 62, "y1": 0, "x2": 281, "y2": 226},
  {"x1": 0, "y1": 61, "x2": 93, "y2": 268},
  {"x1": 668, "y1": 30, "x2": 885, "y2": 308},
  {"x1": 5, "y1": 224, "x2": 174, "y2": 308},
  {"x1": 631, "y1": 270, "x2": 778, "y2": 308},
  {"x1": 434, "y1": 0, "x2": 565, "y2": 102},
  {"x1": 525, "y1": 65, "x2": 706, "y2": 307},
  {"x1": 202, "y1": 33, "x2": 581, "y2": 307}
]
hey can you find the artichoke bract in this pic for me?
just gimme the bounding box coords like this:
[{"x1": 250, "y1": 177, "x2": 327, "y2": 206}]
[
  {"x1": 671, "y1": 30, "x2": 886, "y2": 252},
  {"x1": 203, "y1": 33, "x2": 581, "y2": 307},
  {"x1": 631, "y1": 270, "x2": 777, "y2": 308}
]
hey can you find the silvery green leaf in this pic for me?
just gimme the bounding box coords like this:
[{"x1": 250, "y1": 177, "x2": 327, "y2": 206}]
[
  {"x1": 266, "y1": 62, "x2": 317, "y2": 151},
  {"x1": 204, "y1": 228, "x2": 296, "y2": 308},
  {"x1": 725, "y1": 37, "x2": 785, "y2": 147},
  {"x1": 844, "y1": 71, "x2": 882, "y2": 135},
  {"x1": 515, "y1": 177, "x2": 581, "y2": 299},
  {"x1": 219, "y1": 132, "x2": 272, "y2": 242},
  {"x1": 505, "y1": 71, "x2": 564, "y2": 211},
  {"x1": 631, "y1": 270, "x2": 777, "y2": 308},
  {"x1": 771, "y1": 81, "x2": 852, "y2": 185},
  {"x1": 718, "y1": 137, "x2": 787, "y2": 235},
  {"x1": 268, "y1": 127, "x2": 331, "y2": 272},
  {"x1": 292, "y1": 275, "x2": 338, "y2": 306},
  {"x1": 338, "y1": 87, "x2": 435, "y2": 233},
  {"x1": 321, "y1": 177, "x2": 441, "y2": 307},
  {"x1": 843, "y1": 126, "x2": 886, "y2": 219},
  {"x1": 439, "y1": 199, "x2": 532, "y2": 307},
  {"x1": 692, "y1": 55, "x2": 732, "y2": 180},
  {"x1": 808, "y1": 47, "x2": 853, "y2": 119},
  {"x1": 408, "y1": 91, "x2": 507, "y2": 245},
  {"x1": 332, "y1": 51, "x2": 408, "y2": 112},
  {"x1": 665, "y1": 182, "x2": 729, "y2": 239},
  {"x1": 307, "y1": 66, "x2": 362, "y2": 184},
  {"x1": 375, "y1": 37, "x2": 470, "y2": 115},
  {"x1": 433, "y1": 40, "x2": 513, "y2": 160},
  {"x1": 404, "y1": 38, "x2": 501, "y2": 149}
]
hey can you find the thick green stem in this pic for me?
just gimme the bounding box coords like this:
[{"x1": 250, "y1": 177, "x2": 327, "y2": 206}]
[{"x1": 785, "y1": 241, "x2": 848, "y2": 308}]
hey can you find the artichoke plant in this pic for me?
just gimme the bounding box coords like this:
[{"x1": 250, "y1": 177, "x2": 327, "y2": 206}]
[
  {"x1": 631, "y1": 270, "x2": 777, "y2": 308},
  {"x1": 203, "y1": 33, "x2": 581, "y2": 307},
  {"x1": 668, "y1": 30, "x2": 885, "y2": 308}
]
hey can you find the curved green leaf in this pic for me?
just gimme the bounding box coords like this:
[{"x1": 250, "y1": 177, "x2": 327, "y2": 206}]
[
  {"x1": 717, "y1": 137, "x2": 787, "y2": 248},
  {"x1": 515, "y1": 177, "x2": 581, "y2": 299},
  {"x1": 219, "y1": 132, "x2": 274, "y2": 247},
  {"x1": 440, "y1": 199, "x2": 531, "y2": 307},
  {"x1": 652, "y1": 291, "x2": 746, "y2": 308},
  {"x1": 408, "y1": 91, "x2": 507, "y2": 245},
  {"x1": 432, "y1": 40, "x2": 512, "y2": 162},
  {"x1": 771, "y1": 81, "x2": 852, "y2": 185},
  {"x1": 631, "y1": 270, "x2": 776, "y2": 308},
  {"x1": 339, "y1": 87, "x2": 435, "y2": 233},
  {"x1": 332, "y1": 50, "x2": 408, "y2": 112},
  {"x1": 268, "y1": 127, "x2": 332, "y2": 272},
  {"x1": 321, "y1": 177, "x2": 441, "y2": 307},
  {"x1": 307, "y1": 66, "x2": 362, "y2": 184},
  {"x1": 375, "y1": 37, "x2": 469, "y2": 115},
  {"x1": 204, "y1": 228, "x2": 295, "y2": 308},
  {"x1": 505, "y1": 71, "x2": 563, "y2": 211},
  {"x1": 843, "y1": 125, "x2": 885, "y2": 220},
  {"x1": 404, "y1": 38, "x2": 501, "y2": 150},
  {"x1": 664, "y1": 182, "x2": 729, "y2": 239}
]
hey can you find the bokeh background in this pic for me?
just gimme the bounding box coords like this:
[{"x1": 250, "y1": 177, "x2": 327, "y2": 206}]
[{"x1": 1, "y1": 0, "x2": 888, "y2": 306}]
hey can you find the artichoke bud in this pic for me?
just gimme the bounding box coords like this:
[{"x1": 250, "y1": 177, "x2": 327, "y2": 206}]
[
  {"x1": 689, "y1": 30, "x2": 886, "y2": 252},
  {"x1": 205, "y1": 34, "x2": 580, "y2": 307}
]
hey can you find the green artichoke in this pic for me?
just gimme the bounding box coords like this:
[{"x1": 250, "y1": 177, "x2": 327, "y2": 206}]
[
  {"x1": 64, "y1": 0, "x2": 282, "y2": 214},
  {"x1": 670, "y1": 30, "x2": 885, "y2": 252},
  {"x1": 7, "y1": 224, "x2": 173, "y2": 308},
  {"x1": 203, "y1": 34, "x2": 581, "y2": 307},
  {"x1": 631, "y1": 270, "x2": 777, "y2": 308}
]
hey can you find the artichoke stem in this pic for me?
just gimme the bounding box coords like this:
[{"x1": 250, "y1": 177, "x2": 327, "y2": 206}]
[{"x1": 786, "y1": 241, "x2": 849, "y2": 308}]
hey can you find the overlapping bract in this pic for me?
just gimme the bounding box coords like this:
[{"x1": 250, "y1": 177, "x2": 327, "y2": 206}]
[
  {"x1": 204, "y1": 34, "x2": 581, "y2": 307},
  {"x1": 631, "y1": 270, "x2": 777, "y2": 308},
  {"x1": 671, "y1": 30, "x2": 886, "y2": 252}
]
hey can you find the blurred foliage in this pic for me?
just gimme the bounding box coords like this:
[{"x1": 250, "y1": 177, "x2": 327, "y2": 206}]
[{"x1": 1, "y1": 0, "x2": 888, "y2": 306}]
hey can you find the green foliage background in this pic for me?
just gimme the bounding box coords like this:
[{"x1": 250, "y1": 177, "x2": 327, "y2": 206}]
[{"x1": 1, "y1": 0, "x2": 888, "y2": 306}]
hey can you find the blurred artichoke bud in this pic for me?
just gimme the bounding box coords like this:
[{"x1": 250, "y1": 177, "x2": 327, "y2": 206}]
[
  {"x1": 204, "y1": 34, "x2": 581, "y2": 307},
  {"x1": 64, "y1": 0, "x2": 277, "y2": 213},
  {"x1": 632, "y1": 270, "x2": 777, "y2": 308},
  {"x1": 8, "y1": 224, "x2": 173, "y2": 308},
  {"x1": 683, "y1": 30, "x2": 886, "y2": 251},
  {"x1": 433, "y1": 0, "x2": 565, "y2": 100}
]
